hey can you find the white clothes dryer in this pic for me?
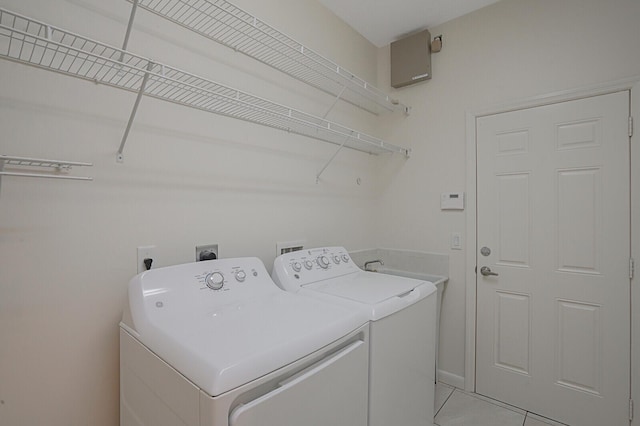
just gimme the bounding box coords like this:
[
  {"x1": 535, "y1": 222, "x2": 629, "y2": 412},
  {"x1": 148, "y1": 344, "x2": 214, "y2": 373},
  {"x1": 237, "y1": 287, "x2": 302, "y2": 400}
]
[
  {"x1": 120, "y1": 257, "x2": 370, "y2": 426},
  {"x1": 272, "y1": 247, "x2": 438, "y2": 426}
]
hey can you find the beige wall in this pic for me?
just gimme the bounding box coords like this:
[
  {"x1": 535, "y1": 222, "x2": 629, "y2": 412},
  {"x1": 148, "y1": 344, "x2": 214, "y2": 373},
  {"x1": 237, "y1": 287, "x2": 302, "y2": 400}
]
[
  {"x1": 2, "y1": 0, "x2": 640, "y2": 424},
  {"x1": 0, "y1": 1, "x2": 381, "y2": 424},
  {"x1": 374, "y1": 0, "x2": 640, "y2": 387}
]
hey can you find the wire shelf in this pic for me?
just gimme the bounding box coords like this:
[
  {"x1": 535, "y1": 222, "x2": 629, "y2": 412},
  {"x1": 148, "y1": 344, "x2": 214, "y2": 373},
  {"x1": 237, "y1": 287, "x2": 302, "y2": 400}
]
[
  {"x1": 0, "y1": 8, "x2": 410, "y2": 157},
  {"x1": 125, "y1": 0, "x2": 409, "y2": 115},
  {"x1": 0, "y1": 155, "x2": 93, "y2": 181},
  {"x1": 1, "y1": 155, "x2": 93, "y2": 169}
]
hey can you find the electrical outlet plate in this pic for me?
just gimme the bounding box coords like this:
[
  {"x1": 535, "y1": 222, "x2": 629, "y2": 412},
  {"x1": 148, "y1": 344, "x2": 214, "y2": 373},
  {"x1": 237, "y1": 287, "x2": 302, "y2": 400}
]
[
  {"x1": 441, "y1": 192, "x2": 465, "y2": 210},
  {"x1": 196, "y1": 244, "x2": 218, "y2": 261},
  {"x1": 276, "y1": 240, "x2": 305, "y2": 256},
  {"x1": 137, "y1": 245, "x2": 156, "y2": 273}
]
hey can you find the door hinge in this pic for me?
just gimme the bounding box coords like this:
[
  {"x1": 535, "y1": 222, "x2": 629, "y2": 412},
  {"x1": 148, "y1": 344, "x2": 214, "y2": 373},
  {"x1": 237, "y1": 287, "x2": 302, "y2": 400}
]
[
  {"x1": 630, "y1": 399, "x2": 634, "y2": 422},
  {"x1": 631, "y1": 258, "x2": 635, "y2": 280},
  {"x1": 629, "y1": 116, "x2": 634, "y2": 138}
]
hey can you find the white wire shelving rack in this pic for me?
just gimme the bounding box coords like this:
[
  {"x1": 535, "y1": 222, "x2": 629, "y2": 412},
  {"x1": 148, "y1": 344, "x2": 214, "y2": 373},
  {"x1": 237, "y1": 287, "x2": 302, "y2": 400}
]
[
  {"x1": 0, "y1": 8, "x2": 410, "y2": 166},
  {"x1": 0, "y1": 155, "x2": 93, "y2": 192},
  {"x1": 123, "y1": 0, "x2": 410, "y2": 116}
]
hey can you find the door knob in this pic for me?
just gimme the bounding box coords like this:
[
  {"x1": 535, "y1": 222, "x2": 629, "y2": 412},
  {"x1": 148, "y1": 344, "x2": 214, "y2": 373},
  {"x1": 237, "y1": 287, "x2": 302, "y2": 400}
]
[{"x1": 480, "y1": 266, "x2": 499, "y2": 276}]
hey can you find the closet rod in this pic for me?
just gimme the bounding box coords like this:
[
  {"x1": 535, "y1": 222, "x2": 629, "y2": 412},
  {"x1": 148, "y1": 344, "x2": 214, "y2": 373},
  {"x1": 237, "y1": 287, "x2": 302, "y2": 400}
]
[{"x1": 0, "y1": 172, "x2": 93, "y2": 181}]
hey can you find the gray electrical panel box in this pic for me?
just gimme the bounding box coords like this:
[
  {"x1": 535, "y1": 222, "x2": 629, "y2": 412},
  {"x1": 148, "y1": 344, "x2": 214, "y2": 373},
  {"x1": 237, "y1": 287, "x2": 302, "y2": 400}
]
[{"x1": 390, "y1": 29, "x2": 431, "y2": 88}]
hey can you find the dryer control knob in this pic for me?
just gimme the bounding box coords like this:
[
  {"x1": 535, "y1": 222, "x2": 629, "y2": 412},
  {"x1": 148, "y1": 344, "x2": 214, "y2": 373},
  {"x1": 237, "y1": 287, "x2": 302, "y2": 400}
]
[
  {"x1": 235, "y1": 270, "x2": 247, "y2": 282},
  {"x1": 341, "y1": 254, "x2": 350, "y2": 263},
  {"x1": 317, "y1": 255, "x2": 330, "y2": 269},
  {"x1": 205, "y1": 272, "x2": 224, "y2": 290},
  {"x1": 304, "y1": 260, "x2": 314, "y2": 270},
  {"x1": 332, "y1": 255, "x2": 341, "y2": 264},
  {"x1": 292, "y1": 262, "x2": 302, "y2": 272}
]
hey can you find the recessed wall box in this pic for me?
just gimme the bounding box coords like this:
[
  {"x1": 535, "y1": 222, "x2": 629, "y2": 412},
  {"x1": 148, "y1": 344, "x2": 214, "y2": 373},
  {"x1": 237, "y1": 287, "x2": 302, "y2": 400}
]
[
  {"x1": 441, "y1": 192, "x2": 465, "y2": 210},
  {"x1": 196, "y1": 244, "x2": 218, "y2": 261},
  {"x1": 391, "y1": 29, "x2": 432, "y2": 88},
  {"x1": 276, "y1": 240, "x2": 305, "y2": 256}
]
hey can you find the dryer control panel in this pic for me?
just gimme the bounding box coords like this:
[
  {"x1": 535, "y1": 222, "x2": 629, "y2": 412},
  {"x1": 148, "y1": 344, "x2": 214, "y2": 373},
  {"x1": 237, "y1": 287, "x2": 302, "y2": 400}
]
[
  {"x1": 272, "y1": 246, "x2": 360, "y2": 290},
  {"x1": 194, "y1": 263, "x2": 258, "y2": 292},
  {"x1": 128, "y1": 257, "x2": 281, "y2": 326}
]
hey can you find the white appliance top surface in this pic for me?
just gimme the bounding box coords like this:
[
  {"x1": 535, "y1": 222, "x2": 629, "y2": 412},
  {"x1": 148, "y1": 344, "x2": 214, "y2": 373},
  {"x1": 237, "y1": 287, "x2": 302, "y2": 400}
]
[
  {"x1": 124, "y1": 257, "x2": 367, "y2": 397},
  {"x1": 306, "y1": 272, "x2": 419, "y2": 304},
  {"x1": 272, "y1": 247, "x2": 437, "y2": 320}
]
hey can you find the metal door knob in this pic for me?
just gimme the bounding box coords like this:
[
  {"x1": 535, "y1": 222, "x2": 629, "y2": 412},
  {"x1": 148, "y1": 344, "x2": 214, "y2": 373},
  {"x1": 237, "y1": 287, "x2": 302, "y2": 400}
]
[{"x1": 480, "y1": 266, "x2": 499, "y2": 276}]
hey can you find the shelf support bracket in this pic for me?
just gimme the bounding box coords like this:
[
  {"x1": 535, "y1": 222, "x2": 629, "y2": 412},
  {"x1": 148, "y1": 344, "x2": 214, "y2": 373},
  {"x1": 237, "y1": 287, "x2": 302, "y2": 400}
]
[
  {"x1": 322, "y1": 85, "x2": 347, "y2": 120},
  {"x1": 120, "y1": 0, "x2": 139, "y2": 62},
  {"x1": 117, "y1": 61, "x2": 153, "y2": 163},
  {"x1": 0, "y1": 156, "x2": 5, "y2": 195},
  {"x1": 316, "y1": 131, "x2": 354, "y2": 184}
]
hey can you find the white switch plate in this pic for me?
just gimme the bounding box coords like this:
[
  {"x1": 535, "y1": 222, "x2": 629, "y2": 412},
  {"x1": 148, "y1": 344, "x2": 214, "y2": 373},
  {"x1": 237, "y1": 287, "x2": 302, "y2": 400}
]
[
  {"x1": 451, "y1": 233, "x2": 462, "y2": 250},
  {"x1": 137, "y1": 245, "x2": 156, "y2": 273}
]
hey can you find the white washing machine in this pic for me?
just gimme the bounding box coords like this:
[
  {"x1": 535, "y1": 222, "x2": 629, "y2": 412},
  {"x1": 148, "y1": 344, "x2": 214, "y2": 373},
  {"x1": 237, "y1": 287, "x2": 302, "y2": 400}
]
[
  {"x1": 272, "y1": 247, "x2": 437, "y2": 426},
  {"x1": 120, "y1": 257, "x2": 370, "y2": 426}
]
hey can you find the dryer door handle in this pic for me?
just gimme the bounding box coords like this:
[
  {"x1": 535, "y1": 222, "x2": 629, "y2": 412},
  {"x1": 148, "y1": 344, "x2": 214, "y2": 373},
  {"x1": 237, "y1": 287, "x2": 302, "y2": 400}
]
[
  {"x1": 229, "y1": 339, "x2": 366, "y2": 424},
  {"x1": 277, "y1": 339, "x2": 364, "y2": 387}
]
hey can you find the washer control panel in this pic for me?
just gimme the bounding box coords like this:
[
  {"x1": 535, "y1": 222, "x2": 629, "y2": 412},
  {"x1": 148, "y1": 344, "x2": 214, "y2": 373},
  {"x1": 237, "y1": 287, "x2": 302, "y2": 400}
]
[{"x1": 272, "y1": 247, "x2": 360, "y2": 289}]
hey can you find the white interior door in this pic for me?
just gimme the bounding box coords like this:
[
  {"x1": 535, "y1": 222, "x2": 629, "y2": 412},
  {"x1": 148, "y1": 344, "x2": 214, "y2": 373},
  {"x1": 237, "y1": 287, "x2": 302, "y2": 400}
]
[{"x1": 476, "y1": 91, "x2": 631, "y2": 425}]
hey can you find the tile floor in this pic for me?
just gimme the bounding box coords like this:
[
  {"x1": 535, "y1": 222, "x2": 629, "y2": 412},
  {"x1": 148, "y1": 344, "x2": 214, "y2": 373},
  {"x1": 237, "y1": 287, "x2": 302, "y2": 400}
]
[{"x1": 434, "y1": 382, "x2": 566, "y2": 426}]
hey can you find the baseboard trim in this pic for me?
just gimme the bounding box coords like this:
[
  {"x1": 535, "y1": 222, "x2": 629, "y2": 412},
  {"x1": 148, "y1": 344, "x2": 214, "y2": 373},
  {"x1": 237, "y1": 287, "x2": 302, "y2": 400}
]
[{"x1": 437, "y1": 369, "x2": 465, "y2": 389}]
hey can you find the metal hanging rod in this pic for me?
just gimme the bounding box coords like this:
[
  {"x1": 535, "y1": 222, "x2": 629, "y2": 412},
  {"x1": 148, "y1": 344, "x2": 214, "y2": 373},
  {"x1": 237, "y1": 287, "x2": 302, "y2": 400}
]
[
  {"x1": 0, "y1": 155, "x2": 93, "y2": 182},
  {"x1": 0, "y1": 8, "x2": 410, "y2": 160},
  {"x1": 0, "y1": 172, "x2": 93, "y2": 181},
  {"x1": 124, "y1": 0, "x2": 410, "y2": 116}
]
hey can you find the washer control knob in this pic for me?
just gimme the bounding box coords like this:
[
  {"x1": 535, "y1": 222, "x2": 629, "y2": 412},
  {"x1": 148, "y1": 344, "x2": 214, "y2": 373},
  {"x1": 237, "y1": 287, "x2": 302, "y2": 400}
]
[
  {"x1": 205, "y1": 272, "x2": 224, "y2": 290},
  {"x1": 235, "y1": 270, "x2": 247, "y2": 282},
  {"x1": 292, "y1": 262, "x2": 302, "y2": 272},
  {"x1": 317, "y1": 255, "x2": 330, "y2": 269},
  {"x1": 341, "y1": 254, "x2": 349, "y2": 263},
  {"x1": 332, "y1": 255, "x2": 341, "y2": 264},
  {"x1": 304, "y1": 260, "x2": 314, "y2": 270}
]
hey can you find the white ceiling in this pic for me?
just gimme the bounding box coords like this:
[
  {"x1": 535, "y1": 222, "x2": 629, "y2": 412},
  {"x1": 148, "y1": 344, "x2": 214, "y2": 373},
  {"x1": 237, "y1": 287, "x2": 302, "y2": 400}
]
[{"x1": 317, "y1": 0, "x2": 501, "y2": 47}]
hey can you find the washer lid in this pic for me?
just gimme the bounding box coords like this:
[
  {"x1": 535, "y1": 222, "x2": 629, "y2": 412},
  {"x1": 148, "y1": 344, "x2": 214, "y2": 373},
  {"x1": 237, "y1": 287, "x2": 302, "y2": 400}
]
[
  {"x1": 303, "y1": 271, "x2": 437, "y2": 320},
  {"x1": 126, "y1": 258, "x2": 367, "y2": 397}
]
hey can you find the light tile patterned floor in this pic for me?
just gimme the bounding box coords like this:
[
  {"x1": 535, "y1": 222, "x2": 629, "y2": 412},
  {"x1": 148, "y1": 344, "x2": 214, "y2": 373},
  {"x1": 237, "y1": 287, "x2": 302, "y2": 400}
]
[{"x1": 434, "y1": 383, "x2": 565, "y2": 426}]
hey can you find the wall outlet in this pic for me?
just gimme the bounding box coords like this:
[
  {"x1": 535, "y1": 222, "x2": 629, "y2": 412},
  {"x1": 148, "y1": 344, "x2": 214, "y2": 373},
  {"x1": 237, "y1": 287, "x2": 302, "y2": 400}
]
[
  {"x1": 137, "y1": 245, "x2": 156, "y2": 273},
  {"x1": 441, "y1": 192, "x2": 465, "y2": 210},
  {"x1": 276, "y1": 240, "x2": 305, "y2": 256},
  {"x1": 196, "y1": 244, "x2": 218, "y2": 261}
]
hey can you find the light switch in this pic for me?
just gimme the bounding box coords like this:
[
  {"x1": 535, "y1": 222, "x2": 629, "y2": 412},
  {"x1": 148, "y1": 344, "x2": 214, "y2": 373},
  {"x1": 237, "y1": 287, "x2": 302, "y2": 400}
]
[{"x1": 451, "y1": 232, "x2": 462, "y2": 250}]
